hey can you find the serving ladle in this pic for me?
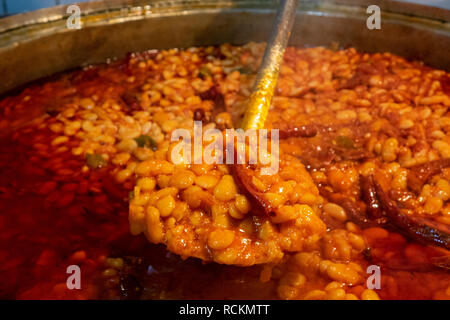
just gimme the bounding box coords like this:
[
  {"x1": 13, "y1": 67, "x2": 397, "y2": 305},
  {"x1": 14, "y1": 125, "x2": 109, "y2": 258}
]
[{"x1": 232, "y1": 0, "x2": 321, "y2": 217}]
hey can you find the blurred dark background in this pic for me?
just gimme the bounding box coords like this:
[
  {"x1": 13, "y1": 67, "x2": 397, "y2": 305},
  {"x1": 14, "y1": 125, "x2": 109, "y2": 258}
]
[{"x1": 0, "y1": 0, "x2": 449, "y2": 17}]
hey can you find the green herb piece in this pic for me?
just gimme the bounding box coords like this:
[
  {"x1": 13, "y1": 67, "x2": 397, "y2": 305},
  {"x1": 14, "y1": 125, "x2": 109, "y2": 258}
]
[
  {"x1": 233, "y1": 66, "x2": 253, "y2": 75},
  {"x1": 134, "y1": 134, "x2": 157, "y2": 150},
  {"x1": 129, "y1": 190, "x2": 135, "y2": 200},
  {"x1": 199, "y1": 65, "x2": 211, "y2": 78},
  {"x1": 336, "y1": 136, "x2": 355, "y2": 149},
  {"x1": 86, "y1": 153, "x2": 107, "y2": 169}
]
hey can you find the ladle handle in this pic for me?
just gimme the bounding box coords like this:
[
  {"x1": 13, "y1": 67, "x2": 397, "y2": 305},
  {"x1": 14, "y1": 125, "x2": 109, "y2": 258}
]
[{"x1": 241, "y1": 0, "x2": 299, "y2": 130}]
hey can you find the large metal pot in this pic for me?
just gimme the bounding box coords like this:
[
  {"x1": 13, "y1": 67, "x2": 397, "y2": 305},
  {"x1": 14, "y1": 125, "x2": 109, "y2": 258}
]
[{"x1": 0, "y1": 0, "x2": 449, "y2": 96}]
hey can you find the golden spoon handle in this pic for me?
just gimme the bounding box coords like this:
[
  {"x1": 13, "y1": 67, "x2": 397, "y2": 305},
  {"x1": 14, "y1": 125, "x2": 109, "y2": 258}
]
[{"x1": 241, "y1": 0, "x2": 299, "y2": 130}]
